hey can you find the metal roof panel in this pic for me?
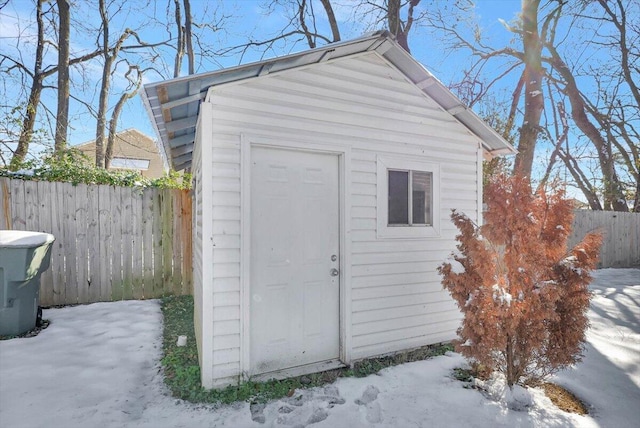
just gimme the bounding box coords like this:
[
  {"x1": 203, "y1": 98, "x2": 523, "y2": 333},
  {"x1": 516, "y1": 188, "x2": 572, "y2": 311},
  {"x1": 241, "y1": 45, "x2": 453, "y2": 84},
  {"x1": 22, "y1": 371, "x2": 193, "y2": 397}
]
[{"x1": 142, "y1": 31, "x2": 515, "y2": 170}]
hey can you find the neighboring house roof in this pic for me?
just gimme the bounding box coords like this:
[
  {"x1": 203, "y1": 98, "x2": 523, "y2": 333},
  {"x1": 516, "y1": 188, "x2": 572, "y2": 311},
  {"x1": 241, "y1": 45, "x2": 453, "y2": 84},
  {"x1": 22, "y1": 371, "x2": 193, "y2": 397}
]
[
  {"x1": 75, "y1": 128, "x2": 166, "y2": 179},
  {"x1": 142, "y1": 30, "x2": 516, "y2": 171}
]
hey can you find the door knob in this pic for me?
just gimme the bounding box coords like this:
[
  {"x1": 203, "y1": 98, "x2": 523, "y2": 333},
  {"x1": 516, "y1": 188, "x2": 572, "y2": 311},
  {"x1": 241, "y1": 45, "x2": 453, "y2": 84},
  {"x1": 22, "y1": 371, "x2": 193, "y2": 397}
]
[{"x1": 330, "y1": 268, "x2": 339, "y2": 277}]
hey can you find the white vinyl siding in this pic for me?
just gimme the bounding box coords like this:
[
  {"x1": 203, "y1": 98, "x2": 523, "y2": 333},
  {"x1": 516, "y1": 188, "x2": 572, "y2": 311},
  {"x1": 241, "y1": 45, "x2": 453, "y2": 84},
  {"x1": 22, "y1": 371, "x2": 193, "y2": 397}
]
[
  {"x1": 349, "y1": 149, "x2": 468, "y2": 359},
  {"x1": 209, "y1": 136, "x2": 242, "y2": 385},
  {"x1": 191, "y1": 109, "x2": 207, "y2": 385},
  {"x1": 199, "y1": 52, "x2": 481, "y2": 386}
]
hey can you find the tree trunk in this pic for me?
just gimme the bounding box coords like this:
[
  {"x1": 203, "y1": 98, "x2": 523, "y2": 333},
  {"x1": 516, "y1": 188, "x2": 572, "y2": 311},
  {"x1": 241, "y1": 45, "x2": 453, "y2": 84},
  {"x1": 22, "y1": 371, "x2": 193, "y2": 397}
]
[
  {"x1": 387, "y1": 0, "x2": 401, "y2": 41},
  {"x1": 54, "y1": 0, "x2": 71, "y2": 155},
  {"x1": 95, "y1": 0, "x2": 131, "y2": 168},
  {"x1": 10, "y1": 0, "x2": 46, "y2": 168},
  {"x1": 106, "y1": 66, "x2": 142, "y2": 169},
  {"x1": 506, "y1": 336, "x2": 515, "y2": 388},
  {"x1": 319, "y1": 0, "x2": 340, "y2": 42},
  {"x1": 173, "y1": 0, "x2": 184, "y2": 78},
  {"x1": 505, "y1": 72, "x2": 525, "y2": 139},
  {"x1": 386, "y1": 0, "x2": 420, "y2": 53},
  {"x1": 95, "y1": 0, "x2": 111, "y2": 168},
  {"x1": 512, "y1": 0, "x2": 543, "y2": 178},
  {"x1": 299, "y1": 0, "x2": 315, "y2": 48},
  {"x1": 183, "y1": 0, "x2": 194, "y2": 74},
  {"x1": 173, "y1": 0, "x2": 194, "y2": 76}
]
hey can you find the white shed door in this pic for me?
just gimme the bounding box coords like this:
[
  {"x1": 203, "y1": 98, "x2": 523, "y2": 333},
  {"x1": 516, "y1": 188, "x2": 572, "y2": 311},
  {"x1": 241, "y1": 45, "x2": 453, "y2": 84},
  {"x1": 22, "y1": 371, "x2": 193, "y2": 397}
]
[{"x1": 250, "y1": 146, "x2": 340, "y2": 375}]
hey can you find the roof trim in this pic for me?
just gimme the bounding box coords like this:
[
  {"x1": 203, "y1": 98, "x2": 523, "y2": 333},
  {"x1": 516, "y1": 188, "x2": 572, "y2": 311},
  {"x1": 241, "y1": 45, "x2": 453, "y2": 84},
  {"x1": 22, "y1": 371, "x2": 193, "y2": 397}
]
[{"x1": 141, "y1": 31, "x2": 515, "y2": 170}]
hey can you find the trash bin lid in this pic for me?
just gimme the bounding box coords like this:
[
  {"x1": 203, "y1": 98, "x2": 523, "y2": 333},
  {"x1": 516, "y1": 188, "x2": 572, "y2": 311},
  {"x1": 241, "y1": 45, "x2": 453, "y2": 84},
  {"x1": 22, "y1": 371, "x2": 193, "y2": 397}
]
[{"x1": 0, "y1": 230, "x2": 55, "y2": 248}]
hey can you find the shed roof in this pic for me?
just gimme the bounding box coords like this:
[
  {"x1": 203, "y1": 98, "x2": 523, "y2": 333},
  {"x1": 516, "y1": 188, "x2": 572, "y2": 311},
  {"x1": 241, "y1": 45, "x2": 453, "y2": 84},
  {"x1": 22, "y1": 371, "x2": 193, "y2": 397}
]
[{"x1": 142, "y1": 31, "x2": 515, "y2": 171}]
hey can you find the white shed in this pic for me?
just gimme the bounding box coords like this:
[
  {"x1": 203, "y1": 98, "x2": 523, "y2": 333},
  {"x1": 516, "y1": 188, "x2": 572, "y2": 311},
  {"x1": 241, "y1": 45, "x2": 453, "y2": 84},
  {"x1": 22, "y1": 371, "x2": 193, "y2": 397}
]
[{"x1": 142, "y1": 31, "x2": 515, "y2": 389}]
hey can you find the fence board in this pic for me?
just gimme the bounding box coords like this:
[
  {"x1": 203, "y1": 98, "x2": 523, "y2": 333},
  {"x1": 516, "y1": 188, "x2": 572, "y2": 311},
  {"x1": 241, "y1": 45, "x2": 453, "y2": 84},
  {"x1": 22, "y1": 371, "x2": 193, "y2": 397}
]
[
  {"x1": 10, "y1": 180, "x2": 25, "y2": 230},
  {"x1": 99, "y1": 185, "x2": 114, "y2": 301},
  {"x1": 110, "y1": 187, "x2": 123, "y2": 301},
  {"x1": 172, "y1": 190, "x2": 183, "y2": 296},
  {"x1": 181, "y1": 190, "x2": 193, "y2": 294},
  {"x1": 131, "y1": 189, "x2": 144, "y2": 299},
  {"x1": 162, "y1": 189, "x2": 174, "y2": 296},
  {"x1": 50, "y1": 183, "x2": 67, "y2": 305},
  {"x1": 142, "y1": 189, "x2": 154, "y2": 298},
  {"x1": 121, "y1": 187, "x2": 134, "y2": 300},
  {"x1": 0, "y1": 178, "x2": 10, "y2": 229},
  {"x1": 23, "y1": 181, "x2": 39, "y2": 231},
  {"x1": 63, "y1": 183, "x2": 78, "y2": 305},
  {"x1": 36, "y1": 181, "x2": 54, "y2": 304},
  {"x1": 86, "y1": 184, "x2": 101, "y2": 303},
  {"x1": 77, "y1": 184, "x2": 91, "y2": 304},
  {"x1": 152, "y1": 190, "x2": 164, "y2": 296},
  {"x1": 2, "y1": 178, "x2": 192, "y2": 306}
]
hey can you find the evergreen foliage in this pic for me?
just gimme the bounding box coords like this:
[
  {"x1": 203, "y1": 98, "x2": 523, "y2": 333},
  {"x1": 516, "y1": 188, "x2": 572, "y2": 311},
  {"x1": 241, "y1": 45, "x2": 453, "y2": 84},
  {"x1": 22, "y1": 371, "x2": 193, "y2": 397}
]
[
  {"x1": 439, "y1": 174, "x2": 602, "y2": 387},
  {"x1": 0, "y1": 148, "x2": 191, "y2": 189}
]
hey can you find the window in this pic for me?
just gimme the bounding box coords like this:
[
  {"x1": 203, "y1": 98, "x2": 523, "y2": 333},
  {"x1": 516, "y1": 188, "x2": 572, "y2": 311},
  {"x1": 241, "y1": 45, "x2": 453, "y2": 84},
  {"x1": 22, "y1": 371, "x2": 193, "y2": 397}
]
[
  {"x1": 388, "y1": 170, "x2": 433, "y2": 226},
  {"x1": 377, "y1": 156, "x2": 440, "y2": 238},
  {"x1": 110, "y1": 157, "x2": 150, "y2": 170}
]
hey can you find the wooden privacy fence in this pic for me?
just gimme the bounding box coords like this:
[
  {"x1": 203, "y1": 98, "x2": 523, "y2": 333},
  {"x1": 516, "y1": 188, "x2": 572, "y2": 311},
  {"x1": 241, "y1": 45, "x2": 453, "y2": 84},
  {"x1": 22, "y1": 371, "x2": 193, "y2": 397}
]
[
  {"x1": 2, "y1": 176, "x2": 636, "y2": 305},
  {"x1": 568, "y1": 209, "x2": 640, "y2": 268},
  {"x1": 0, "y1": 177, "x2": 192, "y2": 306}
]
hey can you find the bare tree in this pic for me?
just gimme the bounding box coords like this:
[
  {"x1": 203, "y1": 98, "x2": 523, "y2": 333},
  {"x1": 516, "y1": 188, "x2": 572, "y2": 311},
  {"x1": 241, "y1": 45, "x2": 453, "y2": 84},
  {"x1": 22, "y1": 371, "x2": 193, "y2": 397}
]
[
  {"x1": 9, "y1": 0, "x2": 46, "y2": 168},
  {"x1": 2, "y1": 0, "x2": 175, "y2": 166},
  {"x1": 343, "y1": 0, "x2": 427, "y2": 52},
  {"x1": 105, "y1": 64, "x2": 143, "y2": 168},
  {"x1": 320, "y1": 0, "x2": 340, "y2": 43},
  {"x1": 95, "y1": 0, "x2": 132, "y2": 167},
  {"x1": 227, "y1": 0, "x2": 430, "y2": 66},
  {"x1": 54, "y1": 0, "x2": 70, "y2": 154},
  {"x1": 172, "y1": 0, "x2": 184, "y2": 77},
  {"x1": 543, "y1": 44, "x2": 628, "y2": 211},
  {"x1": 586, "y1": 0, "x2": 639, "y2": 211},
  {"x1": 94, "y1": 0, "x2": 169, "y2": 167},
  {"x1": 216, "y1": 0, "x2": 341, "y2": 62},
  {"x1": 183, "y1": 0, "x2": 194, "y2": 74},
  {"x1": 512, "y1": 0, "x2": 544, "y2": 177},
  {"x1": 386, "y1": 0, "x2": 421, "y2": 52},
  {"x1": 533, "y1": 0, "x2": 633, "y2": 211},
  {"x1": 424, "y1": 0, "x2": 636, "y2": 210},
  {"x1": 425, "y1": 0, "x2": 553, "y2": 178},
  {"x1": 172, "y1": 0, "x2": 196, "y2": 77},
  {"x1": 2, "y1": 1, "x2": 105, "y2": 167}
]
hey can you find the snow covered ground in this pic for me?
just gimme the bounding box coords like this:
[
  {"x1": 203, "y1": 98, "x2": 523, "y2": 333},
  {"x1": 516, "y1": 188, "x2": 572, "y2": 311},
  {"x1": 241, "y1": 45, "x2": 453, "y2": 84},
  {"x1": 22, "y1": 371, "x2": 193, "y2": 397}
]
[{"x1": 1, "y1": 268, "x2": 638, "y2": 428}]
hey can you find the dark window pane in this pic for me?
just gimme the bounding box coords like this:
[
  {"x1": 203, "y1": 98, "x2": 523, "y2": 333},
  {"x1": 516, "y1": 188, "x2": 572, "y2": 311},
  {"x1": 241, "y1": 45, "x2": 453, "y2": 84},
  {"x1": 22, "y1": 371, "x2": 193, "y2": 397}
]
[
  {"x1": 412, "y1": 171, "x2": 432, "y2": 225},
  {"x1": 388, "y1": 170, "x2": 409, "y2": 224}
]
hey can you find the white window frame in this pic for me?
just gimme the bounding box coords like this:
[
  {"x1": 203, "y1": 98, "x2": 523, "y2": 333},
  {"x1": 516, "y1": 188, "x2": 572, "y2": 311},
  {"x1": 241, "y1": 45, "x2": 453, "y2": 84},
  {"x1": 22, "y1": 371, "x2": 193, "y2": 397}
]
[
  {"x1": 377, "y1": 155, "x2": 440, "y2": 239},
  {"x1": 110, "y1": 157, "x2": 150, "y2": 170}
]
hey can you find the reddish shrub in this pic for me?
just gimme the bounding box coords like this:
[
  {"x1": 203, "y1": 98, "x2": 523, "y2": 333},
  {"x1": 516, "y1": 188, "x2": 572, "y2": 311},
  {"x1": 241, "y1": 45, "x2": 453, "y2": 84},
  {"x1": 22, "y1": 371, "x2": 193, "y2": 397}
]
[{"x1": 439, "y1": 174, "x2": 602, "y2": 387}]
